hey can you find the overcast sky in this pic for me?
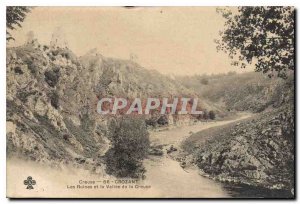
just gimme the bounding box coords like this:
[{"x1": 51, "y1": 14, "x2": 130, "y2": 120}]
[{"x1": 8, "y1": 7, "x2": 252, "y2": 76}]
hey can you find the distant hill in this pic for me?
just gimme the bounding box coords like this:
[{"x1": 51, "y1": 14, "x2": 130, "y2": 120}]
[{"x1": 176, "y1": 72, "x2": 293, "y2": 113}]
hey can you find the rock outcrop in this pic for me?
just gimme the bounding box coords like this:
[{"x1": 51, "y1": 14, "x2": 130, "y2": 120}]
[
  {"x1": 6, "y1": 39, "x2": 208, "y2": 172},
  {"x1": 183, "y1": 105, "x2": 294, "y2": 197}
]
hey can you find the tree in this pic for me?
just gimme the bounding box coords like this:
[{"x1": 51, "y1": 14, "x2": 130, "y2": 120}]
[
  {"x1": 105, "y1": 116, "x2": 150, "y2": 178},
  {"x1": 6, "y1": 6, "x2": 32, "y2": 41},
  {"x1": 215, "y1": 7, "x2": 294, "y2": 79}
]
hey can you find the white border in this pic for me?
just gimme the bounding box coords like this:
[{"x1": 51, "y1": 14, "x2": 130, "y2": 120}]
[
  {"x1": 1, "y1": 1, "x2": 298, "y2": 203},
  {"x1": 1, "y1": 0, "x2": 299, "y2": 6}
]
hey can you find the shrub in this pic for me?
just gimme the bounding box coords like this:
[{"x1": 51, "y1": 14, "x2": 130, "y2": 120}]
[
  {"x1": 200, "y1": 78, "x2": 209, "y2": 85},
  {"x1": 14, "y1": 66, "x2": 23, "y2": 74},
  {"x1": 25, "y1": 59, "x2": 38, "y2": 74},
  {"x1": 50, "y1": 56, "x2": 55, "y2": 61},
  {"x1": 145, "y1": 117, "x2": 157, "y2": 127},
  {"x1": 17, "y1": 90, "x2": 38, "y2": 103},
  {"x1": 157, "y1": 115, "x2": 168, "y2": 125},
  {"x1": 49, "y1": 91, "x2": 59, "y2": 109},
  {"x1": 44, "y1": 68, "x2": 60, "y2": 87},
  {"x1": 208, "y1": 110, "x2": 216, "y2": 120},
  {"x1": 61, "y1": 52, "x2": 70, "y2": 59},
  {"x1": 43, "y1": 45, "x2": 49, "y2": 51},
  {"x1": 51, "y1": 50, "x2": 59, "y2": 56},
  {"x1": 202, "y1": 110, "x2": 209, "y2": 120},
  {"x1": 105, "y1": 116, "x2": 150, "y2": 178}
]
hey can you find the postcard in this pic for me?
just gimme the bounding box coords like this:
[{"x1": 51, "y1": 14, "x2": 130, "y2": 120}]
[{"x1": 6, "y1": 6, "x2": 295, "y2": 198}]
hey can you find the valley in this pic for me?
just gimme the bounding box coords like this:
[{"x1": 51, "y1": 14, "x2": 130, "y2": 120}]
[{"x1": 6, "y1": 39, "x2": 294, "y2": 198}]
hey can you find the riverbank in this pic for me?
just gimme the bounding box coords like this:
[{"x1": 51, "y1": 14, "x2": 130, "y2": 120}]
[
  {"x1": 144, "y1": 112, "x2": 253, "y2": 198},
  {"x1": 180, "y1": 107, "x2": 294, "y2": 198}
]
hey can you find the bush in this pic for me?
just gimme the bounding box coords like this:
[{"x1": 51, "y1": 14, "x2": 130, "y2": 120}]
[
  {"x1": 208, "y1": 110, "x2": 216, "y2": 120},
  {"x1": 105, "y1": 116, "x2": 150, "y2": 178},
  {"x1": 200, "y1": 78, "x2": 209, "y2": 85},
  {"x1": 25, "y1": 59, "x2": 38, "y2": 74},
  {"x1": 49, "y1": 91, "x2": 59, "y2": 109},
  {"x1": 43, "y1": 45, "x2": 49, "y2": 51},
  {"x1": 61, "y1": 52, "x2": 70, "y2": 59},
  {"x1": 14, "y1": 66, "x2": 23, "y2": 74},
  {"x1": 51, "y1": 50, "x2": 59, "y2": 56},
  {"x1": 157, "y1": 115, "x2": 168, "y2": 125},
  {"x1": 44, "y1": 68, "x2": 60, "y2": 87},
  {"x1": 200, "y1": 110, "x2": 208, "y2": 120}
]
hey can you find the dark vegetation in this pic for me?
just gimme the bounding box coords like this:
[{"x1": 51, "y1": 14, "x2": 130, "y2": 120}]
[
  {"x1": 49, "y1": 91, "x2": 59, "y2": 109},
  {"x1": 6, "y1": 6, "x2": 31, "y2": 41},
  {"x1": 14, "y1": 66, "x2": 23, "y2": 74},
  {"x1": 44, "y1": 68, "x2": 60, "y2": 87},
  {"x1": 216, "y1": 7, "x2": 294, "y2": 79},
  {"x1": 6, "y1": 6, "x2": 295, "y2": 197},
  {"x1": 179, "y1": 7, "x2": 295, "y2": 197},
  {"x1": 208, "y1": 110, "x2": 216, "y2": 120},
  {"x1": 105, "y1": 116, "x2": 150, "y2": 178},
  {"x1": 182, "y1": 105, "x2": 294, "y2": 196}
]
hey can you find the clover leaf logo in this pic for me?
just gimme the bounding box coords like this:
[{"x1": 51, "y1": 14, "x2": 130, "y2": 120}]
[{"x1": 24, "y1": 176, "x2": 36, "y2": 190}]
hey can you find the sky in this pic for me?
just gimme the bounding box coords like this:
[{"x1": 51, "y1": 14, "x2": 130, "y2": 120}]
[{"x1": 8, "y1": 7, "x2": 252, "y2": 76}]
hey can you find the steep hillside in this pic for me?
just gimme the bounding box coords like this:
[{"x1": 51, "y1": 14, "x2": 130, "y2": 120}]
[
  {"x1": 7, "y1": 42, "x2": 107, "y2": 172},
  {"x1": 6, "y1": 40, "x2": 210, "y2": 172},
  {"x1": 182, "y1": 104, "x2": 294, "y2": 197},
  {"x1": 177, "y1": 72, "x2": 290, "y2": 113},
  {"x1": 181, "y1": 73, "x2": 295, "y2": 197},
  {"x1": 177, "y1": 68, "x2": 295, "y2": 197}
]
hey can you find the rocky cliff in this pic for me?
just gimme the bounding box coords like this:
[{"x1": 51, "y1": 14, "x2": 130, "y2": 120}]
[
  {"x1": 182, "y1": 101, "x2": 294, "y2": 197},
  {"x1": 6, "y1": 40, "x2": 208, "y2": 172}
]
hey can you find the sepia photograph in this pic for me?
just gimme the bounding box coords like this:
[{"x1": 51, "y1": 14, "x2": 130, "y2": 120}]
[{"x1": 6, "y1": 6, "x2": 295, "y2": 198}]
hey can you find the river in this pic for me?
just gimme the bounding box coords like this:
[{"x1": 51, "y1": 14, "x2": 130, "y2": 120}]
[
  {"x1": 142, "y1": 113, "x2": 252, "y2": 198},
  {"x1": 7, "y1": 113, "x2": 253, "y2": 198}
]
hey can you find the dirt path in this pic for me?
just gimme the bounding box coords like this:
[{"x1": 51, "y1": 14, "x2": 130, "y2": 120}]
[{"x1": 142, "y1": 112, "x2": 253, "y2": 198}]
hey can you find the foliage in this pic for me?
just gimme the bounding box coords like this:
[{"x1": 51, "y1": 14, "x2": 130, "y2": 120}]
[
  {"x1": 105, "y1": 116, "x2": 150, "y2": 178},
  {"x1": 216, "y1": 7, "x2": 294, "y2": 79},
  {"x1": 6, "y1": 6, "x2": 31, "y2": 41},
  {"x1": 14, "y1": 66, "x2": 23, "y2": 74},
  {"x1": 49, "y1": 91, "x2": 59, "y2": 109},
  {"x1": 208, "y1": 110, "x2": 216, "y2": 120},
  {"x1": 202, "y1": 110, "x2": 208, "y2": 120},
  {"x1": 200, "y1": 78, "x2": 209, "y2": 85},
  {"x1": 24, "y1": 59, "x2": 38, "y2": 75},
  {"x1": 157, "y1": 115, "x2": 169, "y2": 125},
  {"x1": 44, "y1": 68, "x2": 60, "y2": 87}
]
